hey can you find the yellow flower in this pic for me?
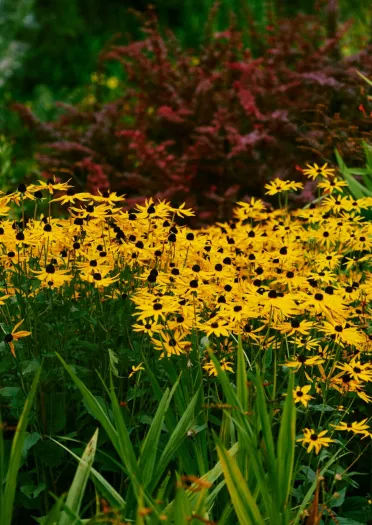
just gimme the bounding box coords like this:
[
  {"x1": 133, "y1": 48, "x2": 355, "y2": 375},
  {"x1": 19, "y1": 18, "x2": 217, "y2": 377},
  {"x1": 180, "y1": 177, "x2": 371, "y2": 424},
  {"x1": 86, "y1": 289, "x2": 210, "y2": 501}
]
[
  {"x1": 129, "y1": 363, "x2": 145, "y2": 378},
  {"x1": 293, "y1": 385, "x2": 314, "y2": 407},
  {"x1": 336, "y1": 359, "x2": 372, "y2": 383},
  {"x1": 4, "y1": 319, "x2": 31, "y2": 358},
  {"x1": 264, "y1": 178, "x2": 303, "y2": 196},
  {"x1": 302, "y1": 163, "x2": 335, "y2": 180},
  {"x1": 317, "y1": 177, "x2": 348, "y2": 194},
  {"x1": 332, "y1": 419, "x2": 370, "y2": 437},
  {"x1": 106, "y1": 76, "x2": 119, "y2": 90},
  {"x1": 203, "y1": 358, "x2": 233, "y2": 377},
  {"x1": 284, "y1": 354, "x2": 325, "y2": 372},
  {"x1": 297, "y1": 428, "x2": 335, "y2": 454}
]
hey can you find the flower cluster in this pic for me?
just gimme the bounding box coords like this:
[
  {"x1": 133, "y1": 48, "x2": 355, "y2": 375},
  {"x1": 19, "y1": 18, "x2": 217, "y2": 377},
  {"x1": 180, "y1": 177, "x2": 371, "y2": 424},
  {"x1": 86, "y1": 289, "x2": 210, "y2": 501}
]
[{"x1": 1, "y1": 167, "x2": 372, "y2": 456}]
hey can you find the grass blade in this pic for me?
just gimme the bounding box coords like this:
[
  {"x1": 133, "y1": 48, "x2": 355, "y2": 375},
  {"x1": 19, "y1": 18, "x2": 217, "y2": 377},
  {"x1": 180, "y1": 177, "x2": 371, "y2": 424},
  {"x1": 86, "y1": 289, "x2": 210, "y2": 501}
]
[
  {"x1": 1, "y1": 366, "x2": 41, "y2": 525},
  {"x1": 51, "y1": 437, "x2": 125, "y2": 508},
  {"x1": 139, "y1": 389, "x2": 169, "y2": 488},
  {"x1": 216, "y1": 438, "x2": 265, "y2": 525},
  {"x1": 108, "y1": 375, "x2": 142, "y2": 488},
  {"x1": 56, "y1": 354, "x2": 120, "y2": 454},
  {"x1": 150, "y1": 388, "x2": 199, "y2": 491},
  {"x1": 60, "y1": 429, "x2": 99, "y2": 525},
  {"x1": 276, "y1": 372, "x2": 296, "y2": 516}
]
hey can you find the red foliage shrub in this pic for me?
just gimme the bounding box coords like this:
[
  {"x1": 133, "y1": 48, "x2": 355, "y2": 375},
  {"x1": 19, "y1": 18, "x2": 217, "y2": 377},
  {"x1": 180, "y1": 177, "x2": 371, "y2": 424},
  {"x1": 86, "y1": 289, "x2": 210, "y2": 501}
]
[{"x1": 13, "y1": 10, "x2": 372, "y2": 223}]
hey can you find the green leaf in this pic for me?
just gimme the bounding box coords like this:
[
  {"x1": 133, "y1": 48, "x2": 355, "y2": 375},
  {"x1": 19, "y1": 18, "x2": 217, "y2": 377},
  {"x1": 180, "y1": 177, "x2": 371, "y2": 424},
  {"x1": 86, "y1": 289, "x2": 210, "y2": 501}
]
[
  {"x1": 174, "y1": 474, "x2": 191, "y2": 525},
  {"x1": 1, "y1": 366, "x2": 41, "y2": 525},
  {"x1": 335, "y1": 148, "x2": 372, "y2": 199},
  {"x1": 51, "y1": 438, "x2": 125, "y2": 508},
  {"x1": 276, "y1": 372, "x2": 296, "y2": 515},
  {"x1": 311, "y1": 404, "x2": 335, "y2": 412},
  {"x1": 330, "y1": 486, "x2": 347, "y2": 508},
  {"x1": 22, "y1": 359, "x2": 41, "y2": 375},
  {"x1": 216, "y1": 438, "x2": 265, "y2": 525},
  {"x1": 108, "y1": 348, "x2": 122, "y2": 378},
  {"x1": 293, "y1": 449, "x2": 347, "y2": 525},
  {"x1": 0, "y1": 387, "x2": 20, "y2": 397},
  {"x1": 108, "y1": 375, "x2": 142, "y2": 490},
  {"x1": 56, "y1": 354, "x2": 120, "y2": 456},
  {"x1": 337, "y1": 519, "x2": 366, "y2": 525},
  {"x1": 150, "y1": 389, "x2": 199, "y2": 492},
  {"x1": 36, "y1": 494, "x2": 66, "y2": 525},
  {"x1": 60, "y1": 429, "x2": 99, "y2": 525},
  {"x1": 20, "y1": 482, "x2": 46, "y2": 499},
  {"x1": 207, "y1": 350, "x2": 273, "y2": 519},
  {"x1": 139, "y1": 389, "x2": 169, "y2": 488},
  {"x1": 22, "y1": 432, "x2": 41, "y2": 459}
]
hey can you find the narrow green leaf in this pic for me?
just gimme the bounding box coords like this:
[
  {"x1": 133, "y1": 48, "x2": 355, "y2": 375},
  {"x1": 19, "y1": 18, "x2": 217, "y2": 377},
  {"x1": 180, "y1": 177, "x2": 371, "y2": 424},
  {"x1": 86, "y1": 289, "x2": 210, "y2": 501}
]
[
  {"x1": 56, "y1": 354, "x2": 120, "y2": 454},
  {"x1": 216, "y1": 439, "x2": 265, "y2": 525},
  {"x1": 237, "y1": 336, "x2": 248, "y2": 414},
  {"x1": 1, "y1": 366, "x2": 41, "y2": 525},
  {"x1": 38, "y1": 494, "x2": 66, "y2": 525},
  {"x1": 249, "y1": 370, "x2": 277, "y2": 502},
  {"x1": 150, "y1": 389, "x2": 199, "y2": 491},
  {"x1": 60, "y1": 429, "x2": 99, "y2": 525},
  {"x1": 163, "y1": 443, "x2": 238, "y2": 516},
  {"x1": 51, "y1": 437, "x2": 125, "y2": 508},
  {"x1": 207, "y1": 350, "x2": 273, "y2": 518},
  {"x1": 108, "y1": 375, "x2": 142, "y2": 489},
  {"x1": 174, "y1": 474, "x2": 191, "y2": 525},
  {"x1": 276, "y1": 373, "x2": 296, "y2": 515},
  {"x1": 335, "y1": 148, "x2": 372, "y2": 198},
  {"x1": 139, "y1": 389, "x2": 169, "y2": 488}
]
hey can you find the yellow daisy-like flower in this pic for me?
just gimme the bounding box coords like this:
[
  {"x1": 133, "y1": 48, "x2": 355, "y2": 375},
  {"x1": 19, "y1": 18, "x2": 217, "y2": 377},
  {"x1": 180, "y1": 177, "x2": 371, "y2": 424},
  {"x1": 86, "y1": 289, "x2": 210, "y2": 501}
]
[
  {"x1": 203, "y1": 358, "x2": 234, "y2": 377},
  {"x1": 4, "y1": 319, "x2": 32, "y2": 358},
  {"x1": 332, "y1": 419, "x2": 370, "y2": 437},
  {"x1": 302, "y1": 163, "x2": 335, "y2": 180},
  {"x1": 129, "y1": 363, "x2": 145, "y2": 378},
  {"x1": 264, "y1": 178, "x2": 303, "y2": 196},
  {"x1": 317, "y1": 177, "x2": 348, "y2": 194},
  {"x1": 284, "y1": 354, "x2": 325, "y2": 371},
  {"x1": 293, "y1": 385, "x2": 314, "y2": 407},
  {"x1": 336, "y1": 359, "x2": 372, "y2": 383},
  {"x1": 297, "y1": 428, "x2": 335, "y2": 454}
]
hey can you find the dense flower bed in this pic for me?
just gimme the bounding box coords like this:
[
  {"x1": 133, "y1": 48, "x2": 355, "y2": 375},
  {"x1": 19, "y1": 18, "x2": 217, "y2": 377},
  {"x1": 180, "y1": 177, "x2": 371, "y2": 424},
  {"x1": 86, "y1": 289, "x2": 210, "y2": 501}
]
[{"x1": 1, "y1": 164, "x2": 372, "y2": 522}]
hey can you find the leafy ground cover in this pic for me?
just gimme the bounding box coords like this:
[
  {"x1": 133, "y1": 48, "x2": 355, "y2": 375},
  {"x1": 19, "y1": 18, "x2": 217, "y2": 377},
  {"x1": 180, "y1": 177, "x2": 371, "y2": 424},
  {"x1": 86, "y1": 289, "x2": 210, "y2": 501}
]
[{"x1": 0, "y1": 163, "x2": 372, "y2": 523}]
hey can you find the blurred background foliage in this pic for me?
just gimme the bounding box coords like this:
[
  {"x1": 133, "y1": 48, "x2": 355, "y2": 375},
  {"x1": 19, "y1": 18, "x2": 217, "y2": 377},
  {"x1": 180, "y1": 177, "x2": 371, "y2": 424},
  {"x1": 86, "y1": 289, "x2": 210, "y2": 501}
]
[
  {"x1": 2, "y1": 0, "x2": 372, "y2": 108},
  {"x1": 0, "y1": 0, "x2": 372, "y2": 197}
]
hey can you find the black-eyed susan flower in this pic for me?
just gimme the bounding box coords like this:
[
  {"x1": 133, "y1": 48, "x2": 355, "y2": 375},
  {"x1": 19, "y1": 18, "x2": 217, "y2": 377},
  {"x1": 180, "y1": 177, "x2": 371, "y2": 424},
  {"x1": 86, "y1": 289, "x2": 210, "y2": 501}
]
[
  {"x1": 332, "y1": 419, "x2": 370, "y2": 437},
  {"x1": 297, "y1": 428, "x2": 335, "y2": 454},
  {"x1": 293, "y1": 385, "x2": 314, "y2": 407},
  {"x1": 336, "y1": 359, "x2": 372, "y2": 383},
  {"x1": 302, "y1": 163, "x2": 335, "y2": 180},
  {"x1": 203, "y1": 357, "x2": 233, "y2": 376},
  {"x1": 317, "y1": 178, "x2": 347, "y2": 194},
  {"x1": 152, "y1": 330, "x2": 190, "y2": 358},
  {"x1": 3, "y1": 319, "x2": 31, "y2": 358},
  {"x1": 284, "y1": 354, "x2": 325, "y2": 372},
  {"x1": 31, "y1": 264, "x2": 72, "y2": 287},
  {"x1": 132, "y1": 319, "x2": 163, "y2": 337}
]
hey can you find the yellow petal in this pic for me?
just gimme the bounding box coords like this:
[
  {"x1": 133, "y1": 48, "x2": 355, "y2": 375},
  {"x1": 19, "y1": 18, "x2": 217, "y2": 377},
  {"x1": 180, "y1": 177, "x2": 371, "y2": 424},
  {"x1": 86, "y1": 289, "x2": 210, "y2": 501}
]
[{"x1": 12, "y1": 319, "x2": 25, "y2": 333}]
